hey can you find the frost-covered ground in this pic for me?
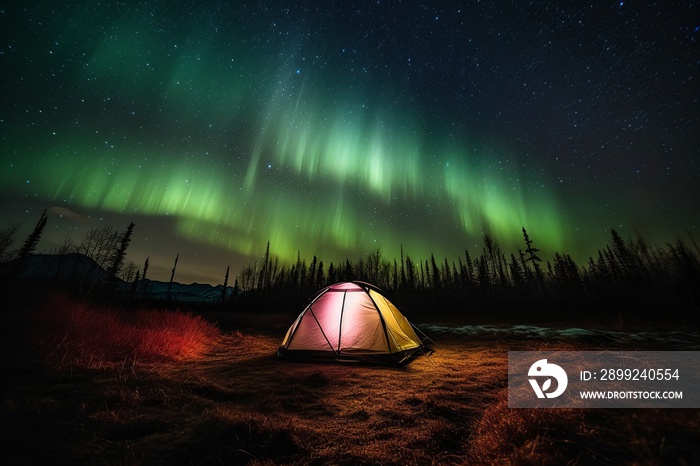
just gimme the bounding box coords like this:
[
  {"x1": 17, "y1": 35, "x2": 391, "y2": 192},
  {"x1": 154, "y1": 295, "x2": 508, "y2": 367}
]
[{"x1": 419, "y1": 323, "x2": 700, "y2": 349}]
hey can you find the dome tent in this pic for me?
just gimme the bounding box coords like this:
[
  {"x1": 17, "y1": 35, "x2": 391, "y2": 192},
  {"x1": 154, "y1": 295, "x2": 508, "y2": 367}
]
[{"x1": 277, "y1": 281, "x2": 431, "y2": 365}]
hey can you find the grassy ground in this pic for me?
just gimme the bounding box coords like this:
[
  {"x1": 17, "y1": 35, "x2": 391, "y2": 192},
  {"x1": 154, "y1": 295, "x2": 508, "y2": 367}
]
[{"x1": 2, "y1": 297, "x2": 699, "y2": 465}]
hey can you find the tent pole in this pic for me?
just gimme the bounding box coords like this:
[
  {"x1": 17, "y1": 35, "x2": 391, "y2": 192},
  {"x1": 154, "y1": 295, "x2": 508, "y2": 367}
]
[
  {"x1": 366, "y1": 290, "x2": 394, "y2": 352},
  {"x1": 337, "y1": 291, "x2": 347, "y2": 353},
  {"x1": 419, "y1": 347, "x2": 437, "y2": 368},
  {"x1": 308, "y1": 307, "x2": 338, "y2": 357},
  {"x1": 410, "y1": 323, "x2": 439, "y2": 347}
]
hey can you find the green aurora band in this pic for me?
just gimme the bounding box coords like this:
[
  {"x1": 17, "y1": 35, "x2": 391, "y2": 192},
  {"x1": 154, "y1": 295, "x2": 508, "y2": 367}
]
[
  {"x1": 4, "y1": 108, "x2": 565, "y2": 266},
  {"x1": 6, "y1": 1, "x2": 655, "y2": 281}
]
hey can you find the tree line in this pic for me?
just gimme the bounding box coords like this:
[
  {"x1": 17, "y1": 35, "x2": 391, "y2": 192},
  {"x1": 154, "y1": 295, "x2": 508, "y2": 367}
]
[
  {"x1": 1, "y1": 209, "x2": 698, "y2": 319},
  {"x1": 235, "y1": 228, "x2": 700, "y2": 318}
]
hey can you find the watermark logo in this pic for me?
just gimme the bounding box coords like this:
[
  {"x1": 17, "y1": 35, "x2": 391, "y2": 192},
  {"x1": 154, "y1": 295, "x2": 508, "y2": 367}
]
[
  {"x1": 510, "y1": 351, "x2": 698, "y2": 408},
  {"x1": 528, "y1": 358, "x2": 568, "y2": 398}
]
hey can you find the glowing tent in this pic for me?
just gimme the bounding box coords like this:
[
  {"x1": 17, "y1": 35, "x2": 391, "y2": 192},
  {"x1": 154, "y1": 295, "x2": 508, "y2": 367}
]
[{"x1": 277, "y1": 281, "x2": 431, "y2": 365}]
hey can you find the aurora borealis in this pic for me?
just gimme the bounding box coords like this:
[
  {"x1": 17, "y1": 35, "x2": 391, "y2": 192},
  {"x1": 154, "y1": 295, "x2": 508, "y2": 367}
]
[{"x1": 1, "y1": 2, "x2": 698, "y2": 284}]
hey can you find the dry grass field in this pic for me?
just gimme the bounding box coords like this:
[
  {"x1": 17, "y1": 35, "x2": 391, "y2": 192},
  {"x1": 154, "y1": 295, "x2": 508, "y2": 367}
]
[{"x1": 2, "y1": 296, "x2": 699, "y2": 465}]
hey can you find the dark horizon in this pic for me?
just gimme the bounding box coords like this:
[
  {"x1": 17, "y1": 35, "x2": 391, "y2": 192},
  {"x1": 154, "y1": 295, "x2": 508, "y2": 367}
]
[{"x1": 4, "y1": 216, "x2": 699, "y2": 323}]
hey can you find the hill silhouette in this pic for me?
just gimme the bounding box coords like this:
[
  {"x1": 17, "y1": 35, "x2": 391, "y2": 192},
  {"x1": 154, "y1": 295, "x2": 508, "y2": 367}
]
[{"x1": 0, "y1": 253, "x2": 235, "y2": 304}]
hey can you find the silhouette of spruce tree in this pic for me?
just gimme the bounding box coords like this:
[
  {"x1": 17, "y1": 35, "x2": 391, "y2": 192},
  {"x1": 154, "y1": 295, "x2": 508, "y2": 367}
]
[
  {"x1": 509, "y1": 253, "x2": 525, "y2": 287},
  {"x1": 12, "y1": 209, "x2": 48, "y2": 278},
  {"x1": 316, "y1": 260, "x2": 325, "y2": 289},
  {"x1": 442, "y1": 257, "x2": 452, "y2": 288},
  {"x1": 166, "y1": 254, "x2": 179, "y2": 302},
  {"x1": 521, "y1": 227, "x2": 543, "y2": 287},
  {"x1": 483, "y1": 234, "x2": 497, "y2": 285},
  {"x1": 327, "y1": 262, "x2": 336, "y2": 284},
  {"x1": 475, "y1": 255, "x2": 490, "y2": 289},
  {"x1": 18, "y1": 209, "x2": 47, "y2": 260},
  {"x1": 108, "y1": 222, "x2": 135, "y2": 280},
  {"x1": 258, "y1": 241, "x2": 271, "y2": 291},
  {"x1": 404, "y1": 255, "x2": 416, "y2": 290},
  {"x1": 464, "y1": 249, "x2": 475, "y2": 286},
  {"x1": 609, "y1": 229, "x2": 641, "y2": 280},
  {"x1": 140, "y1": 256, "x2": 150, "y2": 296},
  {"x1": 308, "y1": 255, "x2": 318, "y2": 290},
  {"x1": 222, "y1": 265, "x2": 229, "y2": 305}
]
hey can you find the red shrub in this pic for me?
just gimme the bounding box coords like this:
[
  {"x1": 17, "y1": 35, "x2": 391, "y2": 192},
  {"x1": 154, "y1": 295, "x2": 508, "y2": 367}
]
[{"x1": 36, "y1": 295, "x2": 221, "y2": 369}]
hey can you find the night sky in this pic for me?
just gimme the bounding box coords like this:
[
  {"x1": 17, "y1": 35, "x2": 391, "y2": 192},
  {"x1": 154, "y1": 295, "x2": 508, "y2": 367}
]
[{"x1": 1, "y1": 1, "x2": 698, "y2": 284}]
